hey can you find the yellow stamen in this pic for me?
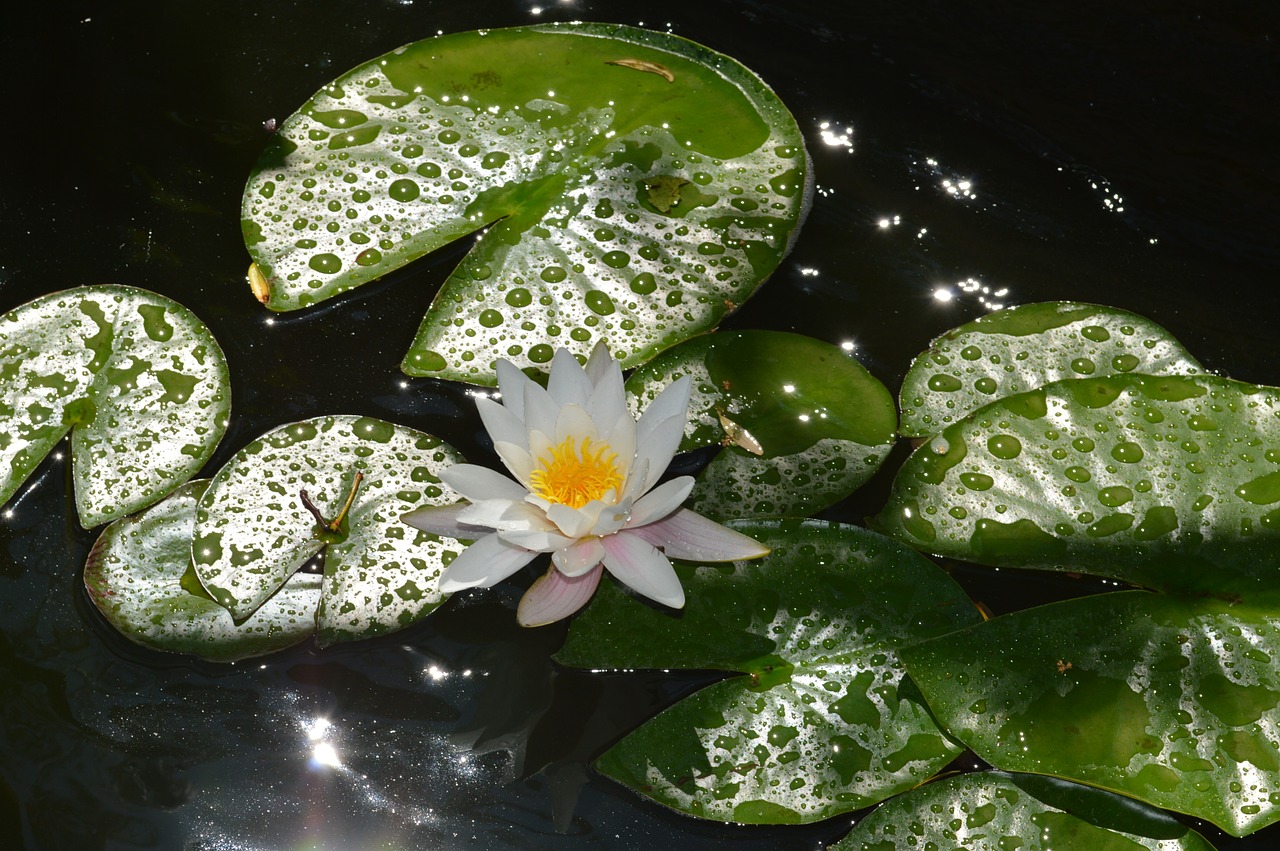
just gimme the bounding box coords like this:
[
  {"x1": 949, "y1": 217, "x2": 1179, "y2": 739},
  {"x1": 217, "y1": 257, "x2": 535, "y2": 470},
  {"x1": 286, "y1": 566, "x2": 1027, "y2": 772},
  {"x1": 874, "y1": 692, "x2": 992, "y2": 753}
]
[{"x1": 529, "y1": 436, "x2": 624, "y2": 509}]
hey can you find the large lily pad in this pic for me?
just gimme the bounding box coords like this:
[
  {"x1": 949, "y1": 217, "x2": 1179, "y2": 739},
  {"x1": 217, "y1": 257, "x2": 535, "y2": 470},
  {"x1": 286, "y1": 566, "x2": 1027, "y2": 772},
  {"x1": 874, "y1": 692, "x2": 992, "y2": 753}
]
[
  {"x1": 898, "y1": 302, "x2": 1202, "y2": 438},
  {"x1": 830, "y1": 771, "x2": 1217, "y2": 850},
  {"x1": 192, "y1": 415, "x2": 464, "y2": 646},
  {"x1": 902, "y1": 591, "x2": 1280, "y2": 837},
  {"x1": 0, "y1": 285, "x2": 230, "y2": 527},
  {"x1": 84, "y1": 480, "x2": 320, "y2": 662},
  {"x1": 556, "y1": 520, "x2": 981, "y2": 824},
  {"x1": 241, "y1": 23, "x2": 811, "y2": 384},
  {"x1": 873, "y1": 374, "x2": 1280, "y2": 601},
  {"x1": 624, "y1": 331, "x2": 896, "y2": 519}
]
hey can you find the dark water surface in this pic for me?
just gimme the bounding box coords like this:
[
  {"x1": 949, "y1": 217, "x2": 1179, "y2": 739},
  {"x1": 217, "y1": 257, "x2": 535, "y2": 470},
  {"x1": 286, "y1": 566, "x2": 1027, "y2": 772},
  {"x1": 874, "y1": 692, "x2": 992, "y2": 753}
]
[{"x1": 3, "y1": 2, "x2": 1279, "y2": 848}]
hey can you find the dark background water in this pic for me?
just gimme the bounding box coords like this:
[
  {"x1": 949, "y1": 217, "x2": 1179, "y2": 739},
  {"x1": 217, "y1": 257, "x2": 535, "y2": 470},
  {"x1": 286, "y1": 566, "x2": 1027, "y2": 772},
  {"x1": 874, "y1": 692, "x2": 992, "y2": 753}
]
[{"x1": 2, "y1": 1, "x2": 1279, "y2": 848}]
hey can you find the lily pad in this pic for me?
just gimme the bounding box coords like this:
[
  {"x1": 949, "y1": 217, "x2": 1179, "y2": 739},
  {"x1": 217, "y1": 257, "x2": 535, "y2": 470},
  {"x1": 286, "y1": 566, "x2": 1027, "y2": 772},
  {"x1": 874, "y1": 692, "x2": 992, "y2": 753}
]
[
  {"x1": 830, "y1": 771, "x2": 1218, "y2": 850},
  {"x1": 873, "y1": 373, "x2": 1280, "y2": 601},
  {"x1": 556, "y1": 520, "x2": 981, "y2": 824},
  {"x1": 898, "y1": 302, "x2": 1201, "y2": 439},
  {"x1": 0, "y1": 285, "x2": 230, "y2": 527},
  {"x1": 240, "y1": 23, "x2": 811, "y2": 384},
  {"x1": 84, "y1": 481, "x2": 320, "y2": 662},
  {"x1": 624, "y1": 331, "x2": 896, "y2": 520},
  {"x1": 901, "y1": 591, "x2": 1280, "y2": 837},
  {"x1": 192, "y1": 415, "x2": 465, "y2": 646}
]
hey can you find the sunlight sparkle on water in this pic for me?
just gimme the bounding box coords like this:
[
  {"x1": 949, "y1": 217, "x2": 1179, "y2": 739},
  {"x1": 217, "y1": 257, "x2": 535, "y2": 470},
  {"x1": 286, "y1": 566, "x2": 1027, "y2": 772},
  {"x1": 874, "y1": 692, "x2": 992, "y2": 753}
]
[{"x1": 817, "y1": 121, "x2": 854, "y2": 151}]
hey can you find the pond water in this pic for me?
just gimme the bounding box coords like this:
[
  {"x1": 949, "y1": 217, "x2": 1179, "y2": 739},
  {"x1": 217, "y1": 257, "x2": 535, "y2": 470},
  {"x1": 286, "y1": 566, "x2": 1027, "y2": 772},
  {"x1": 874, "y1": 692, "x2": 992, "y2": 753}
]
[{"x1": 3, "y1": 1, "x2": 1278, "y2": 848}]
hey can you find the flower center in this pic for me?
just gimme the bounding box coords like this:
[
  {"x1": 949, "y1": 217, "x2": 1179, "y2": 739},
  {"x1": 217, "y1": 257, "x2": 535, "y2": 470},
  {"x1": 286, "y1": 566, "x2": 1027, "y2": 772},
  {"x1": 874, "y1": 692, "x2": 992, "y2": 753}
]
[{"x1": 529, "y1": 436, "x2": 624, "y2": 509}]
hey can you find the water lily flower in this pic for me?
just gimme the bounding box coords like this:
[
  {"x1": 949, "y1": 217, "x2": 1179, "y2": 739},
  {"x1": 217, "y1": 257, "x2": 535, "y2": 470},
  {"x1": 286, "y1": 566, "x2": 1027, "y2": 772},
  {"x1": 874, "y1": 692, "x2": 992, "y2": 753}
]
[{"x1": 402, "y1": 343, "x2": 770, "y2": 626}]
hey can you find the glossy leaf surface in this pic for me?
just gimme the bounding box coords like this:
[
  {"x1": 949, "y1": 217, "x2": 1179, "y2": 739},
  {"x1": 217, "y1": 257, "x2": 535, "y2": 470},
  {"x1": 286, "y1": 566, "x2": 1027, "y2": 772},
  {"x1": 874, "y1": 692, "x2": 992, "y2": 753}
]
[
  {"x1": 902, "y1": 591, "x2": 1280, "y2": 837},
  {"x1": 0, "y1": 285, "x2": 230, "y2": 527},
  {"x1": 625, "y1": 331, "x2": 896, "y2": 519},
  {"x1": 84, "y1": 481, "x2": 320, "y2": 662},
  {"x1": 831, "y1": 771, "x2": 1217, "y2": 850},
  {"x1": 898, "y1": 302, "x2": 1201, "y2": 438},
  {"x1": 241, "y1": 23, "x2": 811, "y2": 384},
  {"x1": 556, "y1": 520, "x2": 981, "y2": 824},
  {"x1": 192, "y1": 415, "x2": 464, "y2": 645},
  {"x1": 874, "y1": 374, "x2": 1280, "y2": 601}
]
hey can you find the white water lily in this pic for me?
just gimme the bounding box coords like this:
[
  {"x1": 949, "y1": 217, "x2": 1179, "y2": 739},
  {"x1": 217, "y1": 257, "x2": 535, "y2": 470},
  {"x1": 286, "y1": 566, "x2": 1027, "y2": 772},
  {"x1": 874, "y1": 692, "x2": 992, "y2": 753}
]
[{"x1": 402, "y1": 343, "x2": 770, "y2": 626}]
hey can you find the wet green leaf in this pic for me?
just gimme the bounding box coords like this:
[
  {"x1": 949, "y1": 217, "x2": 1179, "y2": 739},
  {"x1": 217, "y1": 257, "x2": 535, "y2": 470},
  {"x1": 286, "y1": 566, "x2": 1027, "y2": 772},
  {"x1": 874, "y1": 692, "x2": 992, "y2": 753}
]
[
  {"x1": 898, "y1": 302, "x2": 1201, "y2": 438},
  {"x1": 625, "y1": 331, "x2": 896, "y2": 519},
  {"x1": 84, "y1": 481, "x2": 320, "y2": 662},
  {"x1": 241, "y1": 24, "x2": 811, "y2": 384},
  {"x1": 556, "y1": 520, "x2": 981, "y2": 824},
  {"x1": 192, "y1": 415, "x2": 464, "y2": 646},
  {"x1": 830, "y1": 770, "x2": 1217, "y2": 850},
  {"x1": 873, "y1": 374, "x2": 1280, "y2": 601},
  {"x1": 902, "y1": 591, "x2": 1280, "y2": 837},
  {"x1": 0, "y1": 285, "x2": 230, "y2": 527}
]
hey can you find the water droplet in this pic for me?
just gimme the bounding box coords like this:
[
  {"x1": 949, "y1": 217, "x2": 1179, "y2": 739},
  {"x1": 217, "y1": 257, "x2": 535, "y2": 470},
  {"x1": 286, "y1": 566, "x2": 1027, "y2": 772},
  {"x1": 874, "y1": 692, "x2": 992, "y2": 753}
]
[
  {"x1": 308, "y1": 253, "x2": 342, "y2": 274},
  {"x1": 528, "y1": 344, "x2": 554, "y2": 364},
  {"x1": 960, "y1": 472, "x2": 994, "y2": 491},
  {"x1": 1098, "y1": 486, "x2": 1133, "y2": 507},
  {"x1": 388, "y1": 178, "x2": 420, "y2": 202},
  {"x1": 405, "y1": 349, "x2": 446, "y2": 371},
  {"x1": 1070, "y1": 357, "x2": 1097, "y2": 375},
  {"x1": 928, "y1": 374, "x2": 962, "y2": 392},
  {"x1": 355, "y1": 248, "x2": 382, "y2": 266},
  {"x1": 1236, "y1": 471, "x2": 1280, "y2": 505},
  {"x1": 960, "y1": 346, "x2": 982, "y2": 361},
  {"x1": 585, "y1": 291, "x2": 616, "y2": 316},
  {"x1": 1111, "y1": 442, "x2": 1145, "y2": 463},
  {"x1": 479, "y1": 309, "x2": 504, "y2": 328},
  {"x1": 974, "y1": 377, "x2": 998, "y2": 394},
  {"x1": 540, "y1": 266, "x2": 568, "y2": 283},
  {"x1": 1065, "y1": 466, "x2": 1091, "y2": 483},
  {"x1": 987, "y1": 435, "x2": 1022, "y2": 459},
  {"x1": 602, "y1": 250, "x2": 631, "y2": 269},
  {"x1": 1080, "y1": 325, "x2": 1111, "y2": 342},
  {"x1": 1112, "y1": 353, "x2": 1141, "y2": 372},
  {"x1": 1072, "y1": 437, "x2": 1095, "y2": 452}
]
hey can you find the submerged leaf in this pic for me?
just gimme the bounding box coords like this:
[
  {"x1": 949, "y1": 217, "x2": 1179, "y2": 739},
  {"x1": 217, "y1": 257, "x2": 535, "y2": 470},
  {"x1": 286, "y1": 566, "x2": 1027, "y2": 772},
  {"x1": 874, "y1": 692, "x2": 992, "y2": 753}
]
[
  {"x1": 192, "y1": 415, "x2": 464, "y2": 645},
  {"x1": 902, "y1": 591, "x2": 1280, "y2": 837},
  {"x1": 830, "y1": 771, "x2": 1217, "y2": 850},
  {"x1": 625, "y1": 331, "x2": 896, "y2": 519},
  {"x1": 898, "y1": 302, "x2": 1202, "y2": 438},
  {"x1": 874, "y1": 374, "x2": 1280, "y2": 601},
  {"x1": 557, "y1": 520, "x2": 981, "y2": 824},
  {"x1": 84, "y1": 481, "x2": 319, "y2": 662},
  {"x1": 0, "y1": 285, "x2": 230, "y2": 527},
  {"x1": 241, "y1": 24, "x2": 811, "y2": 384}
]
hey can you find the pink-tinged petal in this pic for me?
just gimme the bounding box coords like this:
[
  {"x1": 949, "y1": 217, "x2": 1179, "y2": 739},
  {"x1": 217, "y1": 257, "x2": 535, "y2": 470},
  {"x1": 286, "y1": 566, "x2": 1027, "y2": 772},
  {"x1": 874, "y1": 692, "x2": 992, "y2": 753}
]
[
  {"x1": 601, "y1": 532, "x2": 685, "y2": 609},
  {"x1": 495, "y1": 358, "x2": 531, "y2": 423},
  {"x1": 548, "y1": 347, "x2": 592, "y2": 407},
  {"x1": 551, "y1": 536, "x2": 605, "y2": 577},
  {"x1": 632, "y1": 411, "x2": 687, "y2": 493},
  {"x1": 636, "y1": 375, "x2": 691, "y2": 444},
  {"x1": 401, "y1": 502, "x2": 477, "y2": 537},
  {"x1": 441, "y1": 464, "x2": 527, "y2": 503},
  {"x1": 628, "y1": 476, "x2": 694, "y2": 527},
  {"x1": 517, "y1": 564, "x2": 603, "y2": 627},
  {"x1": 438, "y1": 533, "x2": 539, "y2": 591},
  {"x1": 498, "y1": 526, "x2": 577, "y2": 552},
  {"x1": 630, "y1": 508, "x2": 771, "y2": 562},
  {"x1": 476, "y1": 396, "x2": 529, "y2": 452}
]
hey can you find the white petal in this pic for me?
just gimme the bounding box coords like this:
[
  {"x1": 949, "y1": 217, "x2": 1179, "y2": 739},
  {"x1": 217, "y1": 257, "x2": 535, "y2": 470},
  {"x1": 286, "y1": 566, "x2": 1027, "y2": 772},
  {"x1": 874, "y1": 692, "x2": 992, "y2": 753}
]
[
  {"x1": 441, "y1": 464, "x2": 527, "y2": 503},
  {"x1": 495, "y1": 358, "x2": 531, "y2": 423},
  {"x1": 499, "y1": 526, "x2": 577, "y2": 552},
  {"x1": 584, "y1": 340, "x2": 615, "y2": 386},
  {"x1": 554, "y1": 403, "x2": 600, "y2": 445},
  {"x1": 551, "y1": 536, "x2": 606, "y2": 577},
  {"x1": 601, "y1": 409, "x2": 637, "y2": 470},
  {"x1": 620, "y1": 458, "x2": 651, "y2": 504},
  {"x1": 548, "y1": 347, "x2": 592, "y2": 407},
  {"x1": 517, "y1": 563, "x2": 603, "y2": 627},
  {"x1": 400, "y1": 503, "x2": 477, "y2": 537},
  {"x1": 627, "y1": 476, "x2": 694, "y2": 527},
  {"x1": 476, "y1": 396, "x2": 529, "y2": 452},
  {"x1": 636, "y1": 375, "x2": 691, "y2": 444},
  {"x1": 630, "y1": 509, "x2": 771, "y2": 562},
  {"x1": 438, "y1": 533, "x2": 538, "y2": 591},
  {"x1": 458, "y1": 498, "x2": 548, "y2": 531},
  {"x1": 601, "y1": 532, "x2": 685, "y2": 609},
  {"x1": 545, "y1": 501, "x2": 601, "y2": 539},
  {"x1": 493, "y1": 440, "x2": 535, "y2": 487},
  {"x1": 632, "y1": 411, "x2": 686, "y2": 494},
  {"x1": 523, "y1": 374, "x2": 563, "y2": 437},
  {"x1": 586, "y1": 358, "x2": 627, "y2": 435}
]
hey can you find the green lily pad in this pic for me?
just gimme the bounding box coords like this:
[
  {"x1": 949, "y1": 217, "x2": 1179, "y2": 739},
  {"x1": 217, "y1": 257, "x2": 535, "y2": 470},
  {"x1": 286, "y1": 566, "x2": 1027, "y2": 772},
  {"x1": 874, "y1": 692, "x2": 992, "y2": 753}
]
[
  {"x1": 898, "y1": 302, "x2": 1202, "y2": 439},
  {"x1": 830, "y1": 771, "x2": 1217, "y2": 850},
  {"x1": 241, "y1": 23, "x2": 811, "y2": 384},
  {"x1": 624, "y1": 331, "x2": 896, "y2": 520},
  {"x1": 556, "y1": 520, "x2": 981, "y2": 824},
  {"x1": 0, "y1": 285, "x2": 230, "y2": 527},
  {"x1": 191, "y1": 415, "x2": 464, "y2": 646},
  {"x1": 84, "y1": 481, "x2": 320, "y2": 662},
  {"x1": 873, "y1": 373, "x2": 1280, "y2": 601},
  {"x1": 901, "y1": 590, "x2": 1280, "y2": 837}
]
